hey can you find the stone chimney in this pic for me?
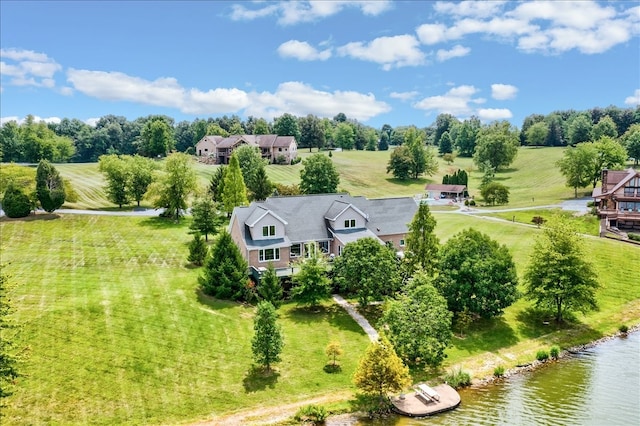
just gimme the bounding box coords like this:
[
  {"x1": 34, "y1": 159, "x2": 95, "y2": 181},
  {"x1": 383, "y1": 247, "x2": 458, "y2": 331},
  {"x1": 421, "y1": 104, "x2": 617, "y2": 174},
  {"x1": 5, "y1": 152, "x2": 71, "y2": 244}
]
[{"x1": 601, "y1": 169, "x2": 608, "y2": 193}]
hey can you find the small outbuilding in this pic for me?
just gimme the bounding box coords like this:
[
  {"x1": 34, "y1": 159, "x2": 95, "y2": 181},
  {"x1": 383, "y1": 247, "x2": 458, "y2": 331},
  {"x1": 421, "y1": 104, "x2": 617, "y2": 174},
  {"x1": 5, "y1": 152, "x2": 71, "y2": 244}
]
[{"x1": 425, "y1": 184, "x2": 467, "y2": 200}]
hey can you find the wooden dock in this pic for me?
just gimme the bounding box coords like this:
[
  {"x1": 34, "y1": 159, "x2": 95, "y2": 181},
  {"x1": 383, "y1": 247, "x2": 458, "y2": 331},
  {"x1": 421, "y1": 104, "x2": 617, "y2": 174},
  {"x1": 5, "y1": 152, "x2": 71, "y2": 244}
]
[{"x1": 391, "y1": 383, "x2": 461, "y2": 417}]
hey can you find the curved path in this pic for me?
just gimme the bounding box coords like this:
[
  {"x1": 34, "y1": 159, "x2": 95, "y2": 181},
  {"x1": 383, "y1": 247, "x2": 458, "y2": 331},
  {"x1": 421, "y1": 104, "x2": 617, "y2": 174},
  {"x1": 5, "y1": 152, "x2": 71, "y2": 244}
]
[{"x1": 332, "y1": 294, "x2": 379, "y2": 342}]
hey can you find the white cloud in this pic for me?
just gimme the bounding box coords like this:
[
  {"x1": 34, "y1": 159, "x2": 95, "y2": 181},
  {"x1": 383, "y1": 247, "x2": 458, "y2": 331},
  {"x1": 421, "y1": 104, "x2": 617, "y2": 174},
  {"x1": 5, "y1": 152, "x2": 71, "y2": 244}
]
[
  {"x1": 491, "y1": 84, "x2": 518, "y2": 100},
  {"x1": 436, "y1": 44, "x2": 470, "y2": 61},
  {"x1": 625, "y1": 89, "x2": 640, "y2": 106},
  {"x1": 0, "y1": 115, "x2": 60, "y2": 125},
  {"x1": 277, "y1": 40, "x2": 332, "y2": 61},
  {"x1": 419, "y1": 1, "x2": 638, "y2": 55},
  {"x1": 230, "y1": 1, "x2": 392, "y2": 25},
  {"x1": 477, "y1": 108, "x2": 513, "y2": 121},
  {"x1": 245, "y1": 81, "x2": 390, "y2": 122},
  {"x1": 337, "y1": 35, "x2": 425, "y2": 70},
  {"x1": 390, "y1": 91, "x2": 419, "y2": 101},
  {"x1": 65, "y1": 68, "x2": 389, "y2": 122},
  {"x1": 434, "y1": 1, "x2": 506, "y2": 18},
  {"x1": 0, "y1": 48, "x2": 62, "y2": 88},
  {"x1": 413, "y1": 85, "x2": 482, "y2": 116}
]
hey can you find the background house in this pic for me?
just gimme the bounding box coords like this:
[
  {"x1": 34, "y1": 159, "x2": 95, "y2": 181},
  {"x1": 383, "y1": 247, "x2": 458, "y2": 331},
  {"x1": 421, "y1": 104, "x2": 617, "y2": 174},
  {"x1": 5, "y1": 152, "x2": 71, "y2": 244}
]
[
  {"x1": 195, "y1": 134, "x2": 297, "y2": 164},
  {"x1": 228, "y1": 194, "x2": 418, "y2": 278},
  {"x1": 425, "y1": 183, "x2": 467, "y2": 200},
  {"x1": 592, "y1": 168, "x2": 640, "y2": 236}
]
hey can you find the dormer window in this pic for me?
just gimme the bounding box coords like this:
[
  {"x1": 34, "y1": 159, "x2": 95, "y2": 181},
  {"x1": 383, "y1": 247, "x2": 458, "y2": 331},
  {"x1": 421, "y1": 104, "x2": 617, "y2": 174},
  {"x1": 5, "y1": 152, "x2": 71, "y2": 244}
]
[
  {"x1": 262, "y1": 225, "x2": 276, "y2": 237},
  {"x1": 344, "y1": 219, "x2": 356, "y2": 228}
]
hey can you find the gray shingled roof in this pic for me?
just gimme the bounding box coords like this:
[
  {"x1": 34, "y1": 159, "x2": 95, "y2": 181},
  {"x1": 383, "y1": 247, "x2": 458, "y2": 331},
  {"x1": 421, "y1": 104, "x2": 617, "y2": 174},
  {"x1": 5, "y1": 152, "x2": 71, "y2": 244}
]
[{"x1": 232, "y1": 193, "x2": 417, "y2": 245}]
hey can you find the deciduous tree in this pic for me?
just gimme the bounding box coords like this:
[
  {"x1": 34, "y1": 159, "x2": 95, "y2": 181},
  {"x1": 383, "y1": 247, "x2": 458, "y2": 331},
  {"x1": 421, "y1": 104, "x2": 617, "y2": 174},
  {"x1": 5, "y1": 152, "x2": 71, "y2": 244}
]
[
  {"x1": 189, "y1": 197, "x2": 221, "y2": 241},
  {"x1": 199, "y1": 230, "x2": 248, "y2": 300},
  {"x1": 473, "y1": 121, "x2": 519, "y2": 171},
  {"x1": 380, "y1": 273, "x2": 452, "y2": 367},
  {"x1": 333, "y1": 122, "x2": 355, "y2": 150},
  {"x1": 152, "y1": 153, "x2": 197, "y2": 221},
  {"x1": 127, "y1": 155, "x2": 156, "y2": 206},
  {"x1": 140, "y1": 118, "x2": 174, "y2": 157},
  {"x1": 35, "y1": 160, "x2": 65, "y2": 212},
  {"x1": 251, "y1": 301, "x2": 283, "y2": 372},
  {"x1": 99, "y1": 154, "x2": 131, "y2": 208},
  {"x1": 437, "y1": 228, "x2": 519, "y2": 318},
  {"x1": 325, "y1": 341, "x2": 343, "y2": 367},
  {"x1": 333, "y1": 237, "x2": 400, "y2": 306},
  {"x1": 353, "y1": 335, "x2": 410, "y2": 399},
  {"x1": 524, "y1": 216, "x2": 600, "y2": 323},
  {"x1": 299, "y1": 153, "x2": 339, "y2": 194},
  {"x1": 480, "y1": 182, "x2": 510, "y2": 205},
  {"x1": 557, "y1": 144, "x2": 596, "y2": 197},
  {"x1": 386, "y1": 146, "x2": 413, "y2": 180},
  {"x1": 291, "y1": 243, "x2": 331, "y2": 307},
  {"x1": 274, "y1": 113, "x2": 301, "y2": 141}
]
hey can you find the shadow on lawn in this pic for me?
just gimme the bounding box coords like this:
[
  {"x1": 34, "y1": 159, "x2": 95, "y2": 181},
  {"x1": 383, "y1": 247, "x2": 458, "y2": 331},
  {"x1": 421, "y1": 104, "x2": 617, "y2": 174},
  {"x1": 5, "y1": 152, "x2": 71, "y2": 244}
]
[
  {"x1": 285, "y1": 304, "x2": 366, "y2": 335},
  {"x1": 243, "y1": 366, "x2": 280, "y2": 393},
  {"x1": 515, "y1": 307, "x2": 603, "y2": 342},
  {"x1": 138, "y1": 216, "x2": 188, "y2": 229},
  {"x1": 0, "y1": 212, "x2": 60, "y2": 222},
  {"x1": 451, "y1": 316, "x2": 519, "y2": 354}
]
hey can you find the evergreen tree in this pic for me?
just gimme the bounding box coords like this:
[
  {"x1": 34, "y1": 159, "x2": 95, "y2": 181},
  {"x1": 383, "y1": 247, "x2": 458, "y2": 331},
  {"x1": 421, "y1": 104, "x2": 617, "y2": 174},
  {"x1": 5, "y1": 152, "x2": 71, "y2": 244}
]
[
  {"x1": 209, "y1": 166, "x2": 227, "y2": 203},
  {"x1": 187, "y1": 233, "x2": 208, "y2": 266},
  {"x1": 438, "y1": 131, "x2": 453, "y2": 155},
  {"x1": 199, "y1": 230, "x2": 248, "y2": 300},
  {"x1": 257, "y1": 262, "x2": 283, "y2": 308},
  {"x1": 405, "y1": 203, "x2": 439, "y2": 277},
  {"x1": 2, "y1": 182, "x2": 31, "y2": 218},
  {"x1": 222, "y1": 154, "x2": 248, "y2": 216},
  {"x1": 378, "y1": 132, "x2": 389, "y2": 151},
  {"x1": 250, "y1": 165, "x2": 273, "y2": 201},
  {"x1": 35, "y1": 160, "x2": 65, "y2": 212},
  {"x1": 0, "y1": 267, "x2": 19, "y2": 410},
  {"x1": 251, "y1": 301, "x2": 283, "y2": 372}
]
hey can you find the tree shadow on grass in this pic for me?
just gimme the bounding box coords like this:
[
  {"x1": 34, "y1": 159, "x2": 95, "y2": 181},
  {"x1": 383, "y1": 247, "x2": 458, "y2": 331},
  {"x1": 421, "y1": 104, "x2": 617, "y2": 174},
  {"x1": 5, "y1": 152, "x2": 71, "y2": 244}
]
[
  {"x1": 450, "y1": 316, "x2": 519, "y2": 354},
  {"x1": 384, "y1": 177, "x2": 430, "y2": 187},
  {"x1": 515, "y1": 307, "x2": 603, "y2": 342},
  {"x1": 0, "y1": 212, "x2": 60, "y2": 222},
  {"x1": 285, "y1": 304, "x2": 367, "y2": 335},
  {"x1": 243, "y1": 365, "x2": 280, "y2": 393},
  {"x1": 138, "y1": 216, "x2": 188, "y2": 229},
  {"x1": 195, "y1": 288, "x2": 253, "y2": 314}
]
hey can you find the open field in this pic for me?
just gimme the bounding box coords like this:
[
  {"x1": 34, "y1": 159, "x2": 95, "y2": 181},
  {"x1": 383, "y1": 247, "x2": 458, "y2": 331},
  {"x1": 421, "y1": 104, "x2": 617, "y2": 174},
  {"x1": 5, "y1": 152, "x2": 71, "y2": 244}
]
[
  {"x1": 51, "y1": 146, "x2": 576, "y2": 210},
  {"x1": 2, "y1": 147, "x2": 640, "y2": 424},
  {"x1": 0, "y1": 215, "x2": 369, "y2": 424}
]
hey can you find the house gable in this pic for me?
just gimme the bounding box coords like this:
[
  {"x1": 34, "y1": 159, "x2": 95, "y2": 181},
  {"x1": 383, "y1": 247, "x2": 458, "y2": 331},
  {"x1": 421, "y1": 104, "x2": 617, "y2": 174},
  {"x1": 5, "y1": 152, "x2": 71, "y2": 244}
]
[
  {"x1": 246, "y1": 206, "x2": 288, "y2": 241},
  {"x1": 324, "y1": 201, "x2": 368, "y2": 231}
]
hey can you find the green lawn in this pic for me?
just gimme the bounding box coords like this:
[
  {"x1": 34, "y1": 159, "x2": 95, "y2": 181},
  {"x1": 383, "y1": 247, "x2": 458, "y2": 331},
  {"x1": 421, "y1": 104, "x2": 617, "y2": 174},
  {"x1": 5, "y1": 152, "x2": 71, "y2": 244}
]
[
  {"x1": 1, "y1": 215, "x2": 369, "y2": 424},
  {"x1": 478, "y1": 208, "x2": 600, "y2": 236}
]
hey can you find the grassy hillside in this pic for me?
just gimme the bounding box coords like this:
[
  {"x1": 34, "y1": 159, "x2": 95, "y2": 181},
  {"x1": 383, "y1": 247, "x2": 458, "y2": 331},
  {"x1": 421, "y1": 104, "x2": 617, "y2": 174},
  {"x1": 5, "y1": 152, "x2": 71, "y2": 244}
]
[
  {"x1": 49, "y1": 146, "x2": 573, "y2": 209},
  {"x1": 0, "y1": 215, "x2": 369, "y2": 424}
]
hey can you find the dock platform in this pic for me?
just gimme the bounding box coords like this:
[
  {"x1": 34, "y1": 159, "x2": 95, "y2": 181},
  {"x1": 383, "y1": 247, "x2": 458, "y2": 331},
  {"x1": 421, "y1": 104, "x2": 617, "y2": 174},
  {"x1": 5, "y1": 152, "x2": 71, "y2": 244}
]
[{"x1": 391, "y1": 383, "x2": 461, "y2": 417}]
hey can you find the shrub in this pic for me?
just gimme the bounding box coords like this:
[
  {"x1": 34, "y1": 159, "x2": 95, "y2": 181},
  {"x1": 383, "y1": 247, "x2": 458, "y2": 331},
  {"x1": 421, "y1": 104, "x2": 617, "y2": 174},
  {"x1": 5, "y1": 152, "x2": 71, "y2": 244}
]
[
  {"x1": 187, "y1": 233, "x2": 208, "y2": 266},
  {"x1": 628, "y1": 233, "x2": 640, "y2": 242},
  {"x1": 536, "y1": 350, "x2": 549, "y2": 361},
  {"x1": 493, "y1": 365, "x2": 505, "y2": 377},
  {"x1": 468, "y1": 199, "x2": 476, "y2": 206},
  {"x1": 444, "y1": 368, "x2": 471, "y2": 389},
  {"x1": 550, "y1": 346, "x2": 560, "y2": 359},
  {"x1": 275, "y1": 154, "x2": 288, "y2": 165},
  {"x1": 2, "y1": 182, "x2": 32, "y2": 218},
  {"x1": 291, "y1": 156, "x2": 302, "y2": 165},
  {"x1": 294, "y1": 404, "x2": 328, "y2": 424},
  {"x1": 619, "y1": 324, "x2": 629, "y2": 334}
]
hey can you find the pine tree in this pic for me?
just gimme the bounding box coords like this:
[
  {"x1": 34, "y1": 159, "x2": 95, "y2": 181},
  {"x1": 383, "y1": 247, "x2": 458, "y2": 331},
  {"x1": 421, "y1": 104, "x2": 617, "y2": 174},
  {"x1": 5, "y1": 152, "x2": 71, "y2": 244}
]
[
  {"x1": 189, "y1": 197, "x2": 220, "y2": 241},
  {"x1": 36, "y1": 160, "x2": 65, "y2": 212},
  {"x1": 250, "y1": 165, "x2": 273, "y2": 201},
  {"x1": 2, "y1": 182, "x2": 32, "y2": 218},
  {"x1": 222, "y1": 154, "x2": 248, "y2": 216},
  {"x1": 405, "y1": 203, "x2": 439, "y2": 277},
  {"x1": 251, "y1": 301, "x2": 283, "y2": 372},
  {"x1": 199, "y1": 230, "x2": 248, "y2": 300},
  {"x1": 209, "y1": 166, "x2": 227, "y2": 203},
  {"x1": 187, "y1": 233, "x2": 208, "y2": 266},
  {"x1": 257, "y1": 262, "x2": 283, "y2": 308}
]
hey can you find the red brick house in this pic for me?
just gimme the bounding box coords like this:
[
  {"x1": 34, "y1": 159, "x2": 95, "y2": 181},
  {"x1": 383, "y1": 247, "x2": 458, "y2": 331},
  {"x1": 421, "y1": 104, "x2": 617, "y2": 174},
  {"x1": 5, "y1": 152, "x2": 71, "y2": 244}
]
[{"x1": 592, "y1": 168, "x2": 640, "y2": 236}]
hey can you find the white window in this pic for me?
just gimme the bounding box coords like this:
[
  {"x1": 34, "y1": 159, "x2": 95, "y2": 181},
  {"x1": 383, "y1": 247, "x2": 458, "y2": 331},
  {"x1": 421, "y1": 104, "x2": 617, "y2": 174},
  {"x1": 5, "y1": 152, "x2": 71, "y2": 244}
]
[
  {"x1": 319, "y1": 241, "x2": 329, "y2": 253},
  {"x1": 344, "y1": 219, "x2": 356, "y2": 228},
  {"x1": 262, "y1": 225, "x2": 276, "y2": 237},
  {"x1": 338, "y1": 245, "x2": 342, "y2": 256},
  {"x1": 259, "y1": 248, "x2": 280, "y2": 262},
  {"x1": 290, "y1": 244, "x2": 302, "y2": 257},
  {"x1": 400, "y1": 239, "x2": 405, "y2": 247}
]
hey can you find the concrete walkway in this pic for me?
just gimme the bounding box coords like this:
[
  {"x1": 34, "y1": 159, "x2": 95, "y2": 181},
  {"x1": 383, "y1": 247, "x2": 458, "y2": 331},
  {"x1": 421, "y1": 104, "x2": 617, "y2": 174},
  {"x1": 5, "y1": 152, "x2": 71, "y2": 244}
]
[{"x1": 332, "y1": 294, "x2": 379, "y2": 342}]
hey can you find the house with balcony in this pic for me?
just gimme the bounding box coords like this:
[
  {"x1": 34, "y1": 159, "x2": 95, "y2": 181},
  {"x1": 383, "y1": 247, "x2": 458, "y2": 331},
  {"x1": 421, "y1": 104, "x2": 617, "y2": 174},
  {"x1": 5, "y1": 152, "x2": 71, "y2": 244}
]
[
  {"x1": 228, "y1": 193, "x2": 418, "y2": 279},
  {"x1": 195, "y1": 134, "x2": 297, "y2": 164},
  {"x1": 592, "y1": 168, "x2": 640, "y2": 236}
]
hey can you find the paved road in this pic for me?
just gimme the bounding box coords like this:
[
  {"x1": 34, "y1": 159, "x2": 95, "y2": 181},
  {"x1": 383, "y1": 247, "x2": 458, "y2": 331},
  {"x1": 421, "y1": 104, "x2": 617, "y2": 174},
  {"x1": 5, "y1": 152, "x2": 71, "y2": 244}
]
[{"x1": 332, "y1": 294, "x2": 379, "y2": 342}]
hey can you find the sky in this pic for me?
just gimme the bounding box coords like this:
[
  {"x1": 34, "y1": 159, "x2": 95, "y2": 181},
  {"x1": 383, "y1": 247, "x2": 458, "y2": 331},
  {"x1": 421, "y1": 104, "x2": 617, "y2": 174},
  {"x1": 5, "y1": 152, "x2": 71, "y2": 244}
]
[{"x1": 1, "y1": 0, "x2": 639, "y2": 130}]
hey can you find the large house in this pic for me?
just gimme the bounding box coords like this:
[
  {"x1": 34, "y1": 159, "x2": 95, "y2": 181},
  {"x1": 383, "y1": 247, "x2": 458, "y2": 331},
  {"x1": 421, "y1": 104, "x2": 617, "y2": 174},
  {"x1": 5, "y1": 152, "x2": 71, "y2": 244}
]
[
  {"x1": 592, "y1": 168, "x2": 640, "y2": 236},
  {"x1": 195, "y1": 134, "x2": 298, "y2": 164},
  {"x1": 228, "y1": 194, "x2": 418, "y2": 278}
]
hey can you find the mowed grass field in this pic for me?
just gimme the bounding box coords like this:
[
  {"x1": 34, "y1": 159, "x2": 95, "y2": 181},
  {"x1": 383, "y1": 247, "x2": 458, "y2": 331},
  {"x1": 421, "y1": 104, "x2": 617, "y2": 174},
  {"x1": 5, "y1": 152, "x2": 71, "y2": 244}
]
[
  {"x1": 54, "y1": 146, "x2": 574, "y2": 210},
  {"x1": 1, "y1": 215, "x2": 369, "y2": 425}
]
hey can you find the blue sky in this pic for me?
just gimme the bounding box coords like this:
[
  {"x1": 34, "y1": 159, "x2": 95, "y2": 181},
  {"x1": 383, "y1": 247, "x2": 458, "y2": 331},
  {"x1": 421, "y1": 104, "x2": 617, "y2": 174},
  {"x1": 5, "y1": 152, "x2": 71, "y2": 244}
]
[{"x1": 1, "y1": 1, "x2": 639, "y2": 129}]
